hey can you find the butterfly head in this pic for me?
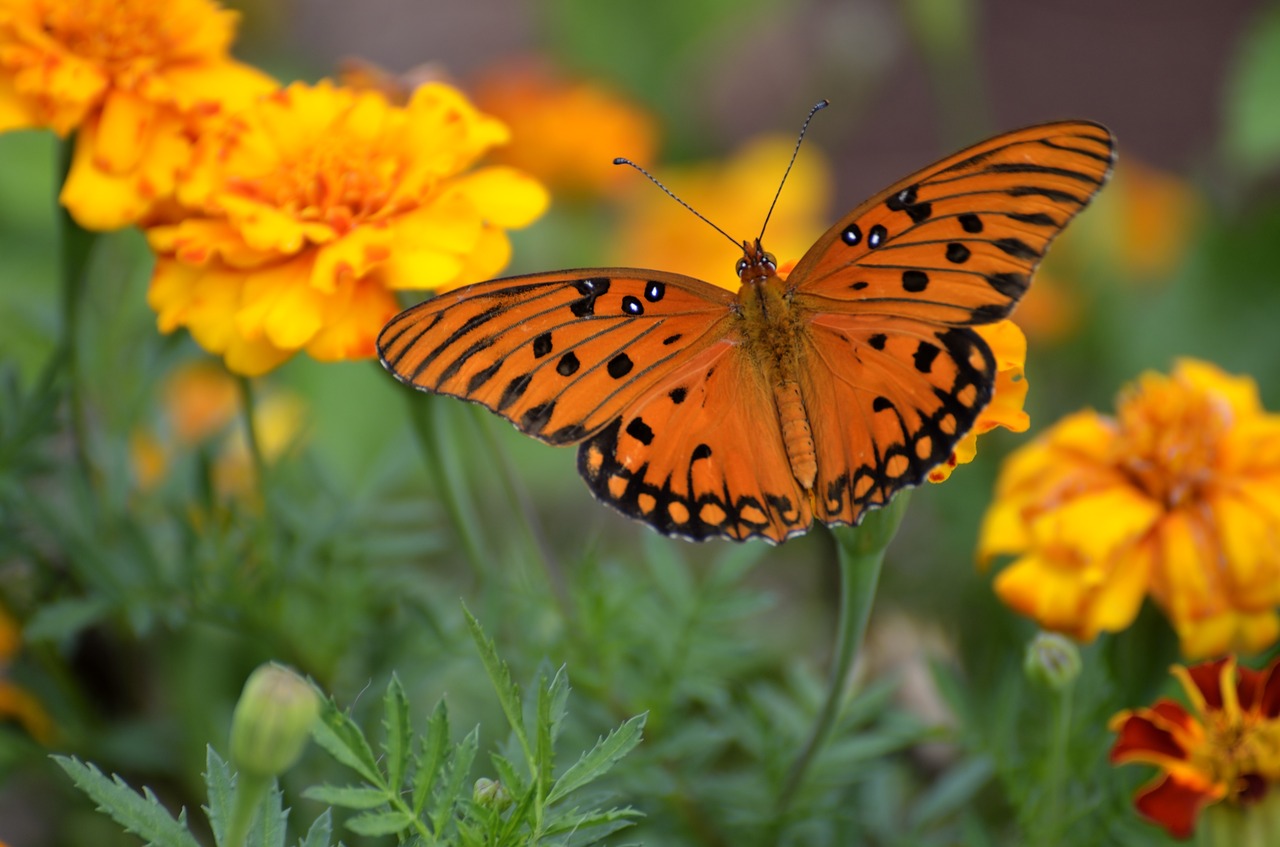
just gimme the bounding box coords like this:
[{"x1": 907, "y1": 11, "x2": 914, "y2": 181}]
[{"x1": 736, "y1": 239, "x2": 778, "y2": 287}]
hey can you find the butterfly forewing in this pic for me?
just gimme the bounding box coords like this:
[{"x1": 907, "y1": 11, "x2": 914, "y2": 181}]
[
  {"x1": 378, "y1": 270, "x2": 735, "y2": 445},
  {"x1": 789, "y1": 121, "x2": 1115, "y2": 325}
]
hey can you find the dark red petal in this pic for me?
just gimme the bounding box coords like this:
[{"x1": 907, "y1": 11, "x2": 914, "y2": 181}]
[
  {"x1": 1150, "y1": 699, "x2": 1196, "y2": 731},
  {"x1": 1111, "y1": 711, "x2": 1189, "y2": 763},
  {"x1": 1237, "y1": 664, "x2": 1266, "y2": 711},
  {"x1": 1258, "y1": 658, "x2": 1280, "y2": 718},
  {"x1": 1237, "y1": 773, "x2": 1268, "y2": 805},
  {"x1": 1135, "y1": 775, "x2": 1217, "y2": 839},
  {"x1": 1186, "y1": 658, "x2": 1231, "y2": 710}
]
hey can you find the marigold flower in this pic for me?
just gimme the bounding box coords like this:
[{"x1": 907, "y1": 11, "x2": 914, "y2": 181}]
[
  {"x1": 145, "y1": 80, "x2": 548, "y2": 375},
  {"x1": 980, "y1": 359, "x2": 1280, "y2": 657},
  {"x1": 0, "y1": 0, "x2": 276, "y2": 229},
  {"x1": 472, "y1": 56, "x2": 659, "y2": 198},
  {"x1": 1110, "y1": 656, "x2": 1280, "y2": 838},
  {"x1": 0, "y1": 604, "x2": 53, "y2": 743}
]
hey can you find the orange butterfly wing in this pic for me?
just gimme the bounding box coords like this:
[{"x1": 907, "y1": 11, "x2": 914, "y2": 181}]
[
  {"x1": 379, "y1": 270, "x2": 735, "y2": 444},
  {"x1": 787, "y1": 120, "x2": 1115, "y2": 528}
]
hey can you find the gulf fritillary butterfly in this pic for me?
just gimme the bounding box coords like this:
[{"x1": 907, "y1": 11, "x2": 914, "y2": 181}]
[{"x1": 379, "y1": 119, "x2": 1115, "y2": 543}]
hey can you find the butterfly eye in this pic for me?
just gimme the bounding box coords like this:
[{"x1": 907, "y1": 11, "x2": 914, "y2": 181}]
[
  {"x1": 762, "y1": 252, "x2": 777, "y2": 270},
  {"x1": 736, "y1": 258, "x2": 748, "y2": 275}
]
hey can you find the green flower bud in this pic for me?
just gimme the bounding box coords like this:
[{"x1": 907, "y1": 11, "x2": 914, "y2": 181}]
[
  {"x1": 1024, "y1": 632, "x2": 1082, "y2": 691},
  {"x1": 230, "y1": 663, "x2": 319, "y2": 778},
  {"x1": 473, "y1": 777, "x2": 512, "y2": 811}
]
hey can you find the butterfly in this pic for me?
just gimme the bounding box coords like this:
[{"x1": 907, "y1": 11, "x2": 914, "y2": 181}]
[{"x1": 379, "y1": 119, "x2": 1115, "y2": 543}]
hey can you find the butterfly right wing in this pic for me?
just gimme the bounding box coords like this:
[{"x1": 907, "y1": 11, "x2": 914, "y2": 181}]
[{"x1": 378, "y1": 269, "x2": 736, "y2": 445}]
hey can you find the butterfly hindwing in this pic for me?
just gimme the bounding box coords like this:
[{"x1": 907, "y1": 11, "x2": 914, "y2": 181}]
[
  {"x1": 577, "y1": 341, "x2": 811, "y2": 542},
  {"x1": 789, "y1": 121, "x2": 1115, "y2": 325},
  {"x1": 378, "y1": 270, "x2": 735, "y2": 445}
]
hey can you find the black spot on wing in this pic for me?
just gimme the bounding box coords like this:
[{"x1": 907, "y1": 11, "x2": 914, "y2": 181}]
[
  {"x1": 994, "y1": 238, "x2": 1040, "y2": 260},
  {"x1": 556, "y1": 352, "x2": 580, "y2": 376},
  {"x1": 607, "y1": 353, "x2": 634, "y2": 379},
  {"x1": 498, "y1": 372, "x2": 533, "y2": 411},
  {"x1": 532, "y1": 331, "x2": 553, "y2": 358},
  {"x1": 626, "y1": 417, "x2": 654, "y2": 446},
  {"x1": 569, "y1": 277, "x2": 611, "y2": 317}
]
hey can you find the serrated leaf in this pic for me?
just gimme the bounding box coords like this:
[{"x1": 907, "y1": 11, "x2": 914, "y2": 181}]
[
  {"x1": 345, "y1": 809, "x2": 416, "y2": 837},
  {"x1": 541, "y1": 806, "x2": 641, "y2": 837},
  {"x1": 535, "y1": 672, "x2": 556, "y2": 794},
  {"x1": 462, "y1": 606, "x2": 530, "y2": 761},
  {"x1": 429, "y1": 727, "x2": 478, "y2": 837},
  {"x1": 302, "y1": 785, "x2": 391, "y2": 810},
  {"x1": 494, "y1": 781, "x2": 538, "y2": 842},
  {"x1": 202, "y1": 747, "x2": 234, "y2": 846},
  {"x1": 311, "y1": 698, "x2": 383, "y2": 785},
  {"x1": 383, "y1": 675, "x2": 411, "y2": 791},
  {"x1": 298, "y1": 809, "x2": 333, "y2": 847},
  {"x1": 53, "y1": 756, "x2": 202, "y2": 847},
  {"x1": 907, "y1": 755, "x2": 994, "y2": 831},
  {"x1": 411, "y1": 700, "x2": 450, "y2": 816},
  {"x1": 547, "y1": 714, "x2": 646, "y2": 805},
  {"x1": 247, "y1": 782, "x2": 287, "y2": 847}
]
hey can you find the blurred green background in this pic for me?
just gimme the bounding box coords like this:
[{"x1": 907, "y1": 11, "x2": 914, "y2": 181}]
[{"x1": 3, "y1": 0, "x2": 1280, "y2": 844}]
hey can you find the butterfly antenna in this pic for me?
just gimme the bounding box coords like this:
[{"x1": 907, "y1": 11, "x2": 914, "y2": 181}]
[
  {"x1": 613, "y1": 157, "x2": 741, "y2": 250},
  {"x1": 758, "y1": 99, "x2": 829, "y2": 244}
]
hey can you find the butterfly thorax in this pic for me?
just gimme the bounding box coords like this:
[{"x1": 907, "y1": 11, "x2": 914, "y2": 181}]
[{"x1": 734, "y1": 239, "x2": 818, "y2": 491}]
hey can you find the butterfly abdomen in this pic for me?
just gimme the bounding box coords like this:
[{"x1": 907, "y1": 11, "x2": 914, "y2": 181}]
[{"x1": 774, "y1": 380, "x2": 817, "y2": 489}]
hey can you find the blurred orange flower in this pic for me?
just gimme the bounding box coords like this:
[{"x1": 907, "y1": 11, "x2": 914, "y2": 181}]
[
  {"x1": 980, "y1": 359, "x2": 1280, "y2": 657},
  {"x1": 473, "y1": 57, "x2": 659, "y2": 198},
  {"x1": 1111, "y1": 656, "x2": 1280, "y2": 839},
  {"x1": 612, "y1": 135, "x2": 831, "y2": 289},
  {"x1": 0, "y1": 604, "x2": 53, "y2": 744},
  {"x1": 145, "y1": 80, "x2": 548, "y2": 375},
  {"x1": 0, "y1": 0, "x2": 276, "y2": 229}
]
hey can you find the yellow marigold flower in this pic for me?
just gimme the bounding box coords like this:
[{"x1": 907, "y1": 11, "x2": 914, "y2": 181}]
[
  {"x1": 473, "y1": 56, "x2": 659, "y2": 198},
  {"x1": 0, "y1": 0, "x2": 276, "y2": 230},
  {"x1": 926, "y1": 320, "x2": 1029, "y2": 483},
  {"x1": 0, "y1": 604, "x2": 53, "y2": 744},
  {"x1": 979, "y1": 359, "x2": 1280, "y2": 657},
  {"x1": 1110, "y1": 656, "x2": 1280, "y2": 839},
  {"x1": 145, "y1": 80, "x2": 548, "y2": 375},
  {"x1": 611, "y1": 134, "x2": 831, "y2": 289}
]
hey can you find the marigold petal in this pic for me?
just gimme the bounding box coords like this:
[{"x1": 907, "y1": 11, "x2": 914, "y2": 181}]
[
  {"x1": 993, "y1": 555, "x2": 1095, "y2": 639},
  {"x1": 1134, "y1": 774, "x2": 1222, "y2": 839},
  {"x1": 0, "y1": 69, "x2": 41, "y2": 131},
  {"x1": 1173, "y1": 358, "x2": 1262, "y2": 417},
  {"x1": 95, "y1": 89, "x2": 155, "y2": 173},
  {"x1": 305, "y1": 279, "x2": 399, "y2": 363},
  {"x1": 1110, "y1": 708, "x2": 1191, "y2": 765},
  {"x1": 1026, "y1": 486, "x2": 1161, "y2": 565},
  {"x1": 223, "y1": 333, "x2": 292, "y2": 377},
  {"x1": 448, "y1": 166, "x2": 550, "y2": 229},
  {"x1": 1174, "y1": 610, "x2": 1280, "y2": 661},
  {"x1": 160, "y1": 58, "x2": 277, "y2": 114},
  {"x1": 311, "y1": 226, "x2": 394, "y2": 294},
  {"x1": 0, "y1": 681, "x2": 54, "y2": 744},
  {"x1": 237, "y1": 259, "x2": 324, "y2": 350}
]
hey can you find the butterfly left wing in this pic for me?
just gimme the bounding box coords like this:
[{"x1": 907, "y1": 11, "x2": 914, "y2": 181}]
[{"x1": 378, "y1": 270, "x2": 736, "y2": 445}]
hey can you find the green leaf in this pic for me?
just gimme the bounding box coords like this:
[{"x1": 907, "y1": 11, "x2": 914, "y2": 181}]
[
  {"x1": 345, "y1": 809, "x2": 417, "y2": 837},
  {"x1": 540, "y1": 806, "x2": 641, "y2": 837},
  {"x1": 907, "y1": 755, "x2": 994, "y2": 831},
  {"x1": 302, "y1": 785, "x2": 390, "y2": 810},
  {"x1": 22, "y1": 595, "x2": 111, "y2": 643},
  {"x1": 463, "y1": 605, "x2": 530, "y2": 762},
  {"x1": 53, "y1": 755, "x2": 202, "y2": 847},
  {"x1": 535, "y1": 671, "x2": 556, "y2": 795},
  {"x1": 547, "y1": 714, "x2": 646, "y2": 805},
  {"x1": 411, "y1": 700, "x2": 450, "y2": 816},
  {"x1": 383, "y1": 674, "x2": 411, "y2": 791},
  {"x1": 297, "y1": 810, "x2": 333, "y2": 847},
  {"x1": 202, "y1": 747, "x2": 234, "y2": 847},
  {"x1": 1226, "y1": 4, "x2": 1280, "y2": 178},
  {"x1": 494, "y1": 781, "x2": 538, "y2": 843},
  {"x1": 247, "y1": 782, "x2": 287, "y2": 847},
  {"x1": 311, "y1": 697, "x2": 384, "y2": 785},
  {"x1": 429, "y1": 726, "x2": 478, "y2": 837}
]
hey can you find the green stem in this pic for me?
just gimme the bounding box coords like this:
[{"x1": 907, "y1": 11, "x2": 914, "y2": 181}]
[
  {"x1": 225, "y1": 772, "x2": 270, "y2": 847},
  {"x1": 56, "y1": 135, "x2": 98, "y2": 479},
  {"x1": 775, "y1": 493, "x2": 908, "y2": 816},
  {"x1": 237, "y1": 376, "x2": 267, "y2": 493},
  {"x1": 402, "y1": 390, "x2": 491, "y2": 575},
  {"x1": 1043, "y1": 679, "x2": 1073, "y2": 846}
]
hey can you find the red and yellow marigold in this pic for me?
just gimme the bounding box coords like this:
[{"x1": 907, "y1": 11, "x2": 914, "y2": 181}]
[
  {"x1": 0, "y1": 0, "x2": 275, "y2": 229},
  {"x1": 1111, "y1": 656, "x2": 1280, "y2": 839},
  {"x1": 145, "y1": 79, "x2": 548, "y2": 375},
  {"x1": 980, "y1": 359, "x2": 1280, "y2": 657}
]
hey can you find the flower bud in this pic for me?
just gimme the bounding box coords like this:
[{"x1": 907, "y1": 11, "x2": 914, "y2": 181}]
[
  {"x1": 473, "y1": 777, "x2": 512, "y2": 811},
  {"x1": 230, "y1": 663, "x2": 319, "y2": 778},
  {"x1": 1024, "y1": 632, "x2": 1082, "y2": 691}
]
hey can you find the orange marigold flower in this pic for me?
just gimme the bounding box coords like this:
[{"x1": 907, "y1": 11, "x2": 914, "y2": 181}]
[
  {"x1": 926, "y1": 319, "x2": 1029, "y2": 483},
  {"x1": 1110, "y1": 656, "x2": 1280, "y2": 839},
  {"x1": 612, "y1": 135, "x2": 832, "y2": 290},
  {"x1": 0, "y1": 0, "x2": 276, "y2": 230},
  {"x1": 980, "y1": 359, "x2": 1280, "y2": 657},
  {"x1": 473, "y1": 56, "x2": 659, "y2": 198},
  {"x1": 145, "y1": 79, "x2": 548, "y2": 375},
  {"x1": 0, "y1": 604, "x2": 53, "y2": 743}
]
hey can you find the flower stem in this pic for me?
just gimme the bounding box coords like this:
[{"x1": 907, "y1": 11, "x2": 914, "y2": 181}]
[
  {"x1": 225, "y1": 772, "x2": 270, "y2": 847},
  {"x1": 237, "y1": 376, "x2": 267, "y2": 493},
  {"x1": 1043, "y1": 677, "x2": 1074, "y2": 846},
  {"x1": 776, "y1": 493, "x2": 908, "y2": 815},
  {"x1": 56, "y1": 136, "x2": 98, "y2": 479}
]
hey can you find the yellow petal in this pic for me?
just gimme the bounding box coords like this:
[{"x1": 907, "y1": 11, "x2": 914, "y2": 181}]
[
  {"x1": 236, "y1": 259, "x2": 324, "y2": 350},
  {"x1": 305, "y1": 278, "x2": 399, "y2": 362},
  {"x1": 447, "y1": 166, "x2": 550, "y2": 229},
  {"x1": 310, "y1": 225, "x2": 394, "y2": 294},
  {"x1": 94, "y1": 89, "x2": 155, "y2": 173}
]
